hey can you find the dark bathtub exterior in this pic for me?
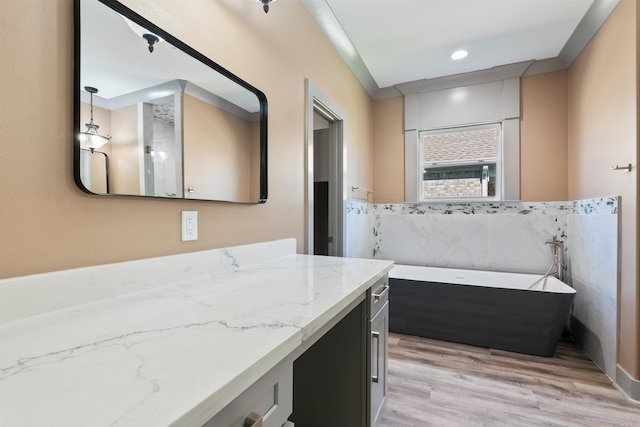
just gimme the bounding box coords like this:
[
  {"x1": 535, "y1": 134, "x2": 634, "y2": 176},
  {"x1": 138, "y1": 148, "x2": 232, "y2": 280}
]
[{"x1": 389, "y1": 277, "x2": 575, "y2": 357}]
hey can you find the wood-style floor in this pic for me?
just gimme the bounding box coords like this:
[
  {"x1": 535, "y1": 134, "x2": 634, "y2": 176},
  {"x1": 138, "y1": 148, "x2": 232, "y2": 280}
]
[{"x1": 379, "y1": 333, "x2": 640, "y2": 427}]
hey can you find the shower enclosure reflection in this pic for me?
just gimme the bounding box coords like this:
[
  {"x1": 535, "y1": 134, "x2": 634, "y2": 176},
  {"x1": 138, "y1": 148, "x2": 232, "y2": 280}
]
[{"x1": 141, "y1": 95, "x2": 182, "y2": 198}]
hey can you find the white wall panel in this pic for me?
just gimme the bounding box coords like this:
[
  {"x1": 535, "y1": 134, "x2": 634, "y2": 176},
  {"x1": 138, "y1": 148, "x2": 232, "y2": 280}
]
[
  {"x1": 404, "y1": 130, "x2": 419, "y2": 202},
  {"x1": 416, "y1": 81, "x2": 504, "y2": 129},
  {"x1": 503, "y1": 118, "x2": 520, "y2": 201}
]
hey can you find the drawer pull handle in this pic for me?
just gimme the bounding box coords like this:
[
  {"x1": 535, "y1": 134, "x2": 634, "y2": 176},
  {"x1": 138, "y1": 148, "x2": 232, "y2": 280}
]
[
  {"x1": 373, "y1": 285, "x2": 389, "y2": 302},
  {"x1": 244, "y1": 412, "x2": 263, "y2": 427},
  {"x1": 372, "y1": 331, "x2": 380, "y2": 383}
]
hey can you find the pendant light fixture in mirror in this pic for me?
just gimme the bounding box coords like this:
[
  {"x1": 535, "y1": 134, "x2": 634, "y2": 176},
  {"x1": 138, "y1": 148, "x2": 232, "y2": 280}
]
[
  {"x1": 79, "y1": 86, "x2": 111, "y2": 150},
  {"x1": 258, "y1": 0, "x2": 276, "y2": 13},
  {"x1": 122, "y1": 16, "x2": 163, "y2": 53}
]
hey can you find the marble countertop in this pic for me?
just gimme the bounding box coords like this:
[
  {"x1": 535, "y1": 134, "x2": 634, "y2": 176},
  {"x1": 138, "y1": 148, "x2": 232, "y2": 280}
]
[{"x1": 0, "y1": 240, "x2": 393, "y2": 426}]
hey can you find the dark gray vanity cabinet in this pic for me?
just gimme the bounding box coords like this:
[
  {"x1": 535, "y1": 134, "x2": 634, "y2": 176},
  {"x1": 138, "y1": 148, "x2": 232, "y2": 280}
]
[
  {"x1": 291, "y1": 300, "x2": 367, "y2": 426},
  {"x1": 289, "y1": 277, "x2": 389, "y2": 427}
]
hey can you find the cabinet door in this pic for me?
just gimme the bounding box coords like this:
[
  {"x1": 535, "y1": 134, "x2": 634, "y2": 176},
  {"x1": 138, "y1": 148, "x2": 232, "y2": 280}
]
[
  {"x1": 291, "y1": 301, "x2": 367, "y2": 427},
  {"x1": 370, "y1": 301, "x2": 389, "y2": 426}
]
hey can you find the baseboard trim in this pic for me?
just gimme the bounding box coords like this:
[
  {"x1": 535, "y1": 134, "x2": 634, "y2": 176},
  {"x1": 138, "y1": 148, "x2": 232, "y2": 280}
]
[{"x1": 616, "y1": 364, "x2": 640, "y2": 402}]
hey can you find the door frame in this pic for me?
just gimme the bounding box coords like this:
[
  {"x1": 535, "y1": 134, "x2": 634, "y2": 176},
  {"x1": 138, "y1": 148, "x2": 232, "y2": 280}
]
[{"x1": 305, "y1": 79, "x2": 347, "y2": 256}]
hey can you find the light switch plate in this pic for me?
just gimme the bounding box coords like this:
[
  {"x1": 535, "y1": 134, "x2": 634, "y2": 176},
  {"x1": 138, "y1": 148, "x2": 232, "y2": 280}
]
[{"x1": 181, "y1": 211, "x2": 198, "y2": 241}]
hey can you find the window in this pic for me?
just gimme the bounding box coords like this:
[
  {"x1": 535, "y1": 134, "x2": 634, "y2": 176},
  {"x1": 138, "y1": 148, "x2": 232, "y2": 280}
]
[{"x1": 419, "y1": 123, "x2": 501, "y2": 201}]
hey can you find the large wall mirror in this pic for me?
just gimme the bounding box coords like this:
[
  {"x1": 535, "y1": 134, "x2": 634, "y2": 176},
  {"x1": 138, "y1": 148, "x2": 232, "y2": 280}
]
[{"x1": 74, "y1": 0, "x2": 268, "y2": 203}]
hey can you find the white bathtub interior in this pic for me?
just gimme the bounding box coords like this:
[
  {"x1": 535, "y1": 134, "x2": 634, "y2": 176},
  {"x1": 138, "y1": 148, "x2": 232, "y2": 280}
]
[{"x1": 390, "y1": 265, "x2": 576, "y2": 294}]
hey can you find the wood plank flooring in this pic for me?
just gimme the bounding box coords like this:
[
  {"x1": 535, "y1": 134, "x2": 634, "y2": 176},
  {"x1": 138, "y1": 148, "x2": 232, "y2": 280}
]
[{"x1": 380, "y1": 333, "x2": 640, "y2": 427}]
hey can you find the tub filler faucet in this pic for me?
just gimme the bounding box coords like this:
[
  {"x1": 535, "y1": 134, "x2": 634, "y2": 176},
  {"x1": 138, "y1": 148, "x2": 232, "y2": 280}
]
[{"x1": 545, "y1": 237, "x2": 565, "y2": 282}]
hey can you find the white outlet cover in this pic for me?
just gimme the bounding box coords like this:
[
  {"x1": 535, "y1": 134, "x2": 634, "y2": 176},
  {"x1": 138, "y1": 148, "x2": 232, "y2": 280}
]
[{"x1": 181, "y1": 211, "x2": 198, "y2": 241}]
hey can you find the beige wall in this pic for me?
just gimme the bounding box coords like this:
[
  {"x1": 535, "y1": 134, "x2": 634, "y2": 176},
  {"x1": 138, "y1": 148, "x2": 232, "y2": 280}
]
[
  {"x1": 0, "y1": 0, "x2": 374, "y2": 278},
  {"x1": 372, "y1": 96, "x2": 405, "y2": 203},
  {"x1": 110, "y1": 104, "x2": 140, "y2": 195},
  {"x1": 183, "y1": 94, "x2": 252, "y2": 201},
  {"x1": 520, "y1": 71, "x2": 569, "y2": 201},
  {"x1": 568, "y1": 0, "x2": 638, "y2": 378}
]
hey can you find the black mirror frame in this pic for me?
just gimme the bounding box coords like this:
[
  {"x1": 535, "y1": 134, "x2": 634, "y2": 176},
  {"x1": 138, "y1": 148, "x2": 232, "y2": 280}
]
[{"x1": 73, "y1": 0, "x2": 268, "y2": 203}]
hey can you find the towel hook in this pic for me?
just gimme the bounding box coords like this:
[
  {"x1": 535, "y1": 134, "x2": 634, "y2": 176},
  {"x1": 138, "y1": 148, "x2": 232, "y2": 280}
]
[{"x1": 610, "y1": 164, "x2": 632, "y2": 172}]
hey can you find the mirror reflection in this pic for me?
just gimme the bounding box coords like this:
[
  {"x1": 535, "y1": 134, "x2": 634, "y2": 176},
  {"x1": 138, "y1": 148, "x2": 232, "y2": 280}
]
[{"x1": 75, "y1": 0, "x2": 267, "y2": 203}]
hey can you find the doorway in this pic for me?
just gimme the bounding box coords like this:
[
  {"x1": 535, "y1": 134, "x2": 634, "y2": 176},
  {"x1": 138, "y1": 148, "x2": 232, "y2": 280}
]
[{"x1": 306, "y1": 80, "x2": 346, "y2": 257}]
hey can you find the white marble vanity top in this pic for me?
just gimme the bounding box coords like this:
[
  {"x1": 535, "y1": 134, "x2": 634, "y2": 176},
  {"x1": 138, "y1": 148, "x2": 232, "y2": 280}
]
[{"x1": 0, "y1": 239, "x2": 393, "y2": 426}]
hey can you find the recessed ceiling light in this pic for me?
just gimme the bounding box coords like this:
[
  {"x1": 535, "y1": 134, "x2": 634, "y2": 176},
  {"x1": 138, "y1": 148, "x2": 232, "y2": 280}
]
[{"x1": 451, "y1": 50, "x2": 468, "y2": 60}]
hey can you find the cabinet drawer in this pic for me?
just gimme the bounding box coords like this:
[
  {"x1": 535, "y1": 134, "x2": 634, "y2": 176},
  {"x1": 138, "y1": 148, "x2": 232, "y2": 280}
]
[
  {"x1": 369, "y1": 276, "x2": 389, "y2": 319},
  {"x1": 204, "y1": 358, "x2": 293, "y2": 427}
]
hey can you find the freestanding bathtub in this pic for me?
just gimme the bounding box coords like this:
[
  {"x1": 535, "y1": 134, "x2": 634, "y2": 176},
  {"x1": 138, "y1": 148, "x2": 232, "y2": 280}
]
[{"x1": 389, "y1": 265, "x2": 576, "y2": 357}]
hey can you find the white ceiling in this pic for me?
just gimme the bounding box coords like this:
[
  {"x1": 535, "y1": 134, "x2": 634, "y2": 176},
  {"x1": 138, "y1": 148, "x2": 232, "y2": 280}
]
[
  {"x1": 82, "y1": 0, "x2": 620, "y2": 105},
  {"x1": 81, "y1": 0, "x2": 260, "y2": 112},
  {"x1": 301, "y1": 0, "x2": 620, "y2": 97}
]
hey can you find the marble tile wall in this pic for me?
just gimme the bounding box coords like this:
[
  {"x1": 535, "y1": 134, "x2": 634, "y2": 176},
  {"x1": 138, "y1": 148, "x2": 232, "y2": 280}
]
[
  {"x1": 346, "y1": 196, "x2": 619, "y2": 379},
  {"x1": 347, "y1": 200, "x2": 569, "y2": 274},
  {"x1": 566, "y1": 197, "x2": 619, "y2": 378},
  {"x1": 346, "y1": 201, "x2": 380, "y2": 258}
]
